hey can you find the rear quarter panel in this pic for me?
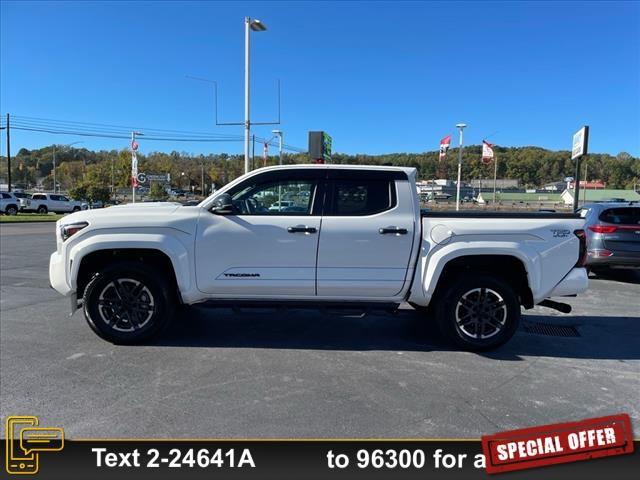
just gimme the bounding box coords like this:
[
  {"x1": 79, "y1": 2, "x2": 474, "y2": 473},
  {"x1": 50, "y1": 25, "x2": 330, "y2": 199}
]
[{"x1": 410, "y1": 216, "x2": 585, "y2": 305}]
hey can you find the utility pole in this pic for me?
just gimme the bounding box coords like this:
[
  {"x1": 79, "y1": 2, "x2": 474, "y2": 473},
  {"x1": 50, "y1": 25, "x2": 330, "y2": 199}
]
[
  {"x1": 455, "y1": 123, "x2": 467, "y2": 211},
  {"x1": 493, "y1": 151, "x2": 498, "y2": 204},
  {"x1": 583, "y1": 159, "x2": 588, "y2": 205},
  {"x1": 201, "y1": 162, "x2": 205, "y2": 196},
  {"x1": 252, "y1": 134, "x2": 256, "y2": 170},
  {"x1": 111, "y1": 157, "x2": 115, "y2": 199},
  {"x1": 5, "y1": 113, "x2": 11, "y2": 192},
  {"x1": 52, "y1": 144, "x2": 57, "y2": 193}
]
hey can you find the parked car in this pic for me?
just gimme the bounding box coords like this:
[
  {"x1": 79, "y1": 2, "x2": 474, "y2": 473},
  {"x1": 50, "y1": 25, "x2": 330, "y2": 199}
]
[
  {"x1": 0, "y1": 192, "x2": 20, "y2": 215},
  {"x1": 49, "y1": 165, "x2": 588, "y2": 350},
  {"x1": 268, "y1": 200, "x2": 295, "y2": 211},
  {"x1": 579, "y1": 202, "x2": 640, "y2": 271},
  {"x1": 20, "y1": 193, "x2": 88, "y2": 214}
]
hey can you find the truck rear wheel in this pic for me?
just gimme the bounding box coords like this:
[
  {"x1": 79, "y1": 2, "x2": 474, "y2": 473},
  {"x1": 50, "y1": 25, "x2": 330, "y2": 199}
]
[
  {"x1": 435, "y1": 274, "x2": 520, "y2": 351},
  {"x1": 83, "y1": 262, "x2": 175, "y2": 344}
]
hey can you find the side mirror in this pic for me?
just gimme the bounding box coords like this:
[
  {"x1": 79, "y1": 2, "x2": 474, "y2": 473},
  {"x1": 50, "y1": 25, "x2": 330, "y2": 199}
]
[{"x1": 211, "y1": 193, "x2": 234, "y2": 215}]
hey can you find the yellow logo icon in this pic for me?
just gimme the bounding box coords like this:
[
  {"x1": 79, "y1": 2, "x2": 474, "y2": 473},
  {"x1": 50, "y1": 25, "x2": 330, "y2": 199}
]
[{"x1": 6, "y1": 416, "x2": 64, "y2": 475}]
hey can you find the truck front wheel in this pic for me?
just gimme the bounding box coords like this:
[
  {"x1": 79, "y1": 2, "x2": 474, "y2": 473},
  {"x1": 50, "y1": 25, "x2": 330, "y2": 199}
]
[
  {"x1": 83, "y1": 262, "x2": 175, "y2": 344},
  {"x1": 435, "y1": 275, "x2": 520, "y2": 351}
]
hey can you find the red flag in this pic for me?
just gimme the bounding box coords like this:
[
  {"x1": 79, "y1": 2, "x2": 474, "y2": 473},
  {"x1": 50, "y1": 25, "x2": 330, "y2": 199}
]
[
  {"x1": 482, "y1": 140, "x2": 494, "y2": 165},
  {"x1": 131, "y1": 175, "x2": 138, "y2": 187},
  {"x1": 439, "y1": 135, "x2": 451, "y2": 161}
]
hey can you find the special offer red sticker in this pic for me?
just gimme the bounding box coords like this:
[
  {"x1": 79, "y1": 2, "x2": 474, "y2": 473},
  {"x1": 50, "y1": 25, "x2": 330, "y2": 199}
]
[{"x1": 481, "y1": 413, "x2": 634, "y2": 474}]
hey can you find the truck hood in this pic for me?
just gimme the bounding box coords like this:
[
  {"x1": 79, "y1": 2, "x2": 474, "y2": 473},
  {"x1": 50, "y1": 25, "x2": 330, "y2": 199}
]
[{"x1": 59, "y1": 202, "x2": 201, "y2": 234}]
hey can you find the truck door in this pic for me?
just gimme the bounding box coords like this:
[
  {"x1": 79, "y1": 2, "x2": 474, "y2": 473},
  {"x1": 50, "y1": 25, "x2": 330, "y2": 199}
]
[
  {"x1": 316, "y1": 170, "x2": 416, "y2": 298},
  {"x1": 195, "y1": 169, "x2": 325, "y2": 296}
]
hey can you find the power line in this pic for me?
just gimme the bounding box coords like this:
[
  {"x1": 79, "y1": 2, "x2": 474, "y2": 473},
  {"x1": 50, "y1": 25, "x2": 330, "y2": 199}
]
[{"x1": 2, "y1": 114, "x2": 308, "y2": 153}]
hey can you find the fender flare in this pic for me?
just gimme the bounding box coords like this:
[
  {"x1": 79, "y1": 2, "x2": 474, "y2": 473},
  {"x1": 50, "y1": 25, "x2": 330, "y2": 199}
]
[
  {"x1": 67, "y1": 231, "x2": 192, "y2": 295},
  {"x1": 417, "y1": 242, "x2": 540, "y2": 304}
]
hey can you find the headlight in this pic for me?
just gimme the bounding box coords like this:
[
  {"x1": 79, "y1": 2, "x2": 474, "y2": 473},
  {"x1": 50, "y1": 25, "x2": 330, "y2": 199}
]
[{"x1": 60, "y1": 222, "x2": 88, "y2": 241}]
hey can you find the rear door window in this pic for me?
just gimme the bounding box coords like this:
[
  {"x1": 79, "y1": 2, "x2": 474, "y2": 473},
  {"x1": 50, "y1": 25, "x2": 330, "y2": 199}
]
[
  {"x1": 599, "y1": 207, "x2": 640, "y2": 225},
  {"x1": 326, "y1": 179, "x2": 397, "y2": 216}
]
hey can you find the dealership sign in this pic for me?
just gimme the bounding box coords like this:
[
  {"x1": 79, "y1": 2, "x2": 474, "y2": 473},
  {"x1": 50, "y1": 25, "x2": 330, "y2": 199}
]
[
  {"x1": 309, "y1": 131, "x2": 332, "y2": 163},
  {"x1": 571, "y1": 126, "x2": 589, "y2": 160},
  {"x1": 136, "y1": 173, "x2": 170, "y2": 185}
]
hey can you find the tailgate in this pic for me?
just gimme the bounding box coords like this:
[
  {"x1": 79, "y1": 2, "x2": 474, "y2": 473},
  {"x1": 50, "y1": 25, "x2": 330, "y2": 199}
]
[{"x1": 598, "y1": 207, "x2": 640, "y2": 253}]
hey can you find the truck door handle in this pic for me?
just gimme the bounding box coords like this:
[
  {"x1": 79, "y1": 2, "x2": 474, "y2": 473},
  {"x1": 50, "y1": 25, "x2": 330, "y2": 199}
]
[
  {"x1": 287, "y1": 225, "x2": 317, "y2": 234},
  {"x1": 379, "y1": 227, "x2": 408, "y2": 235}
]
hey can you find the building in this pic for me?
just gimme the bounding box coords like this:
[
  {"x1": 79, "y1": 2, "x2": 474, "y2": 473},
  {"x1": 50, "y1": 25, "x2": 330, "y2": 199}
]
[
  {"x1": 561, "y1": 188, "x2": 640, "y2": 206},
  {"x1": 469, "y1": 179, "x2": 519, "y2": 189},
  {"x1": 569, "y1": 180, "x2": 606, "y2": 189}
]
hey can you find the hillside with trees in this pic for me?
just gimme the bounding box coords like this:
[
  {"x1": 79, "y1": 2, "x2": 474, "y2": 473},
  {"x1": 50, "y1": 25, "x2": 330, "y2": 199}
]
[{"x1": 1, "y1": 145, "x2": 638, "y2": 193}]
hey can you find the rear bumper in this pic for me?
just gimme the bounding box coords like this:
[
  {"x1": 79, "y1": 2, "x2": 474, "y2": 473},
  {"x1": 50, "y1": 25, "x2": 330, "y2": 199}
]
[
  {"x1": 548, "y1": 267, "x2": 589, "y2": 297},
  {"x1": 587, "y1": 250, "x2": 640, "y2": 268}
]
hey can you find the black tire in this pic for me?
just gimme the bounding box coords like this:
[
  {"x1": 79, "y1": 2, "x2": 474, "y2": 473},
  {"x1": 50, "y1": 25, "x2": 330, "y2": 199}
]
[
  {"x1": 72, "y1": 206, "x2": 81, "y2": 212},
  {"x1": 83, "y1": 262, "x2": 175, "y2": 344},
  {"x1": 37, "y1": 205, "x2": 48, "y2": 214},
  {"x1": 435, "y1": 274, "x2": 520, "y2": 351},
  {"x1": 5, "y1": 204, "x2": 18, "y2": 216}
]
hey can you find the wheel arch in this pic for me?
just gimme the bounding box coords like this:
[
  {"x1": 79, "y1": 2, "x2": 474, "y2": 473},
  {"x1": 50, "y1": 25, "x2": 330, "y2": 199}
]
[
  {"x1": 429, "y1": 254, "x2": 534, "y2": 309},
  {"x1": 69, "y1": 235, "x2": 192, "y2": 302}
]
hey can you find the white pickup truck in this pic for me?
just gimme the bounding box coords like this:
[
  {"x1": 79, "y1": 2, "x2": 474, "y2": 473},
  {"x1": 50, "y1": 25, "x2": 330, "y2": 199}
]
[
  {"x1": 21, "y1": 193, "x2": 87, "y2": 214},
  {"x1": 49, "y1": 165, "x2": 588, "y2": 350}
]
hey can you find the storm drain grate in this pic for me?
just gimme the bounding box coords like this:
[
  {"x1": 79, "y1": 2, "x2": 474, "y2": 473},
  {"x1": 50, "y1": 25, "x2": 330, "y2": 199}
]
[{"x1": 523, "y1": 322, "x2": 580, "y2": 337}]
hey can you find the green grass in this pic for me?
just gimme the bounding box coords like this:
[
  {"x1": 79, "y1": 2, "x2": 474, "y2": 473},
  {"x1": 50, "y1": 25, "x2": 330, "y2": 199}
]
[{"x1": 0, "y1": 213, "x2": 65, "y2": 223}]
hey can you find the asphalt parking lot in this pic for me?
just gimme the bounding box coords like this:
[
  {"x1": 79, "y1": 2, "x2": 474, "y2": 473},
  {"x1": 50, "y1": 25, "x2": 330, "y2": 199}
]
[{"x1": 1, "y1": 222, "x2": 639, "y2": 439}]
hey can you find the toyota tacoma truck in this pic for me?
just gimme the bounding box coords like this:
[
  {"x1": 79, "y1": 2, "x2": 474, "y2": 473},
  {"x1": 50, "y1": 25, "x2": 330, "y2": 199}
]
[{"x1": 49, "y1": 165, "x2": 589, "y2": 350}]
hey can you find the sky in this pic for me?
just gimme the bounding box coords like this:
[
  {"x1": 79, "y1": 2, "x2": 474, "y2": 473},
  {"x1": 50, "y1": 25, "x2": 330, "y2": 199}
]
[{"x1": 1, "y1": 0, "x2": 639, "y2": 157}]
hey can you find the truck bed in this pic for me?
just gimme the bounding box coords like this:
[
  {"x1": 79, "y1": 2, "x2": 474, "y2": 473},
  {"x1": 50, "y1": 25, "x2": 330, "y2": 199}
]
[{"x1": 422, "y1": 210, "x2": 580, "y2": 219}]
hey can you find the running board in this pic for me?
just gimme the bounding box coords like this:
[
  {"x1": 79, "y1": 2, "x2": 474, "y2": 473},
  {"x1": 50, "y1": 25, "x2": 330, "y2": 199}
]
[
  {"x1": 538, "y1": 299, "x2": 572, "y2": 314},
  {"x1": 194, "y1": 299, "x2": 401, "y2": 316}
]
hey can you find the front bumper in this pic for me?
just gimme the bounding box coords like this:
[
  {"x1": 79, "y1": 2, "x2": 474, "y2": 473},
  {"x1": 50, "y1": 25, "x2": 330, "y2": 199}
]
[
  {"x1": 548, "y1": 267, "x2": 589, "y2": 297},
  {"x1": 49, "y1": 251, "x2": 74, "y2": 296}
]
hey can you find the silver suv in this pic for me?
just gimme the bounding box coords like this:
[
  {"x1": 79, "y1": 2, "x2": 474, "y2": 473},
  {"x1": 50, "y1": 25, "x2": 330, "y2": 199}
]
[{"x1": 578, "y1": 202, "x2": 640, "y2": 271}]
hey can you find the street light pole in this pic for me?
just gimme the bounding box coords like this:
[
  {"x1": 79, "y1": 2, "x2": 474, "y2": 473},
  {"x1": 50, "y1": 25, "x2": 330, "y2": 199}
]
[
  {"x1": 131, "y1": 132, "x2": 142, "y2": 203},
  {"x1": 244, "y1": 17, "x2": 267, "y2": 175},
  {"x1": 244, "y1": 17, "x2": 251, "y2": 175},
  {"x1": 455, "y1": 123, "x2": 467, "y2": 211}
]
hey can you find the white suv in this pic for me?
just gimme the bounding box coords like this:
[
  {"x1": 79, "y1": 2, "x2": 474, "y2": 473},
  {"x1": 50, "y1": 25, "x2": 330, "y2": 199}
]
[
  {"x1": 0, "y1": 192, "x2": 20, "y2": 215},
  {"x1": 20, "y1": 193, "x2": 87, "y2": 214}
]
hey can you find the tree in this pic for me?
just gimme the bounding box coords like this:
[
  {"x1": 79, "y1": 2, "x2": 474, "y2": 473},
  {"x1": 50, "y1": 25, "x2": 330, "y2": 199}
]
[
  {"x1": 87, "y1": 185, "x2": 111, "y2": 204},
  {"x1": 149, "y1": 182, "x2": 168, "y2": 201},
  {"x1": 68, "y1": 184, "x2": 89, "y2": 201}
]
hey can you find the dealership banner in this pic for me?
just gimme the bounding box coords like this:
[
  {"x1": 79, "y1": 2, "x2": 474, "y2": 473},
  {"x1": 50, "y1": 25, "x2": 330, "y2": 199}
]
[{"x1": 439, "y1": 135, "x2": 452, "y2": 161}]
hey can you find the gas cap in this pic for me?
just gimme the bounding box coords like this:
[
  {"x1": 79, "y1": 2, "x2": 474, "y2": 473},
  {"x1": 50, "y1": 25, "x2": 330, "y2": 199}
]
[{"x1": 430, "y1": 224, "x2": 454, "y2": 245}]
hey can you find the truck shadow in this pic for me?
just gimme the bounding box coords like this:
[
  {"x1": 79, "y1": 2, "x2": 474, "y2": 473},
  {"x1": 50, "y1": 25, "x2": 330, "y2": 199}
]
[{"x1": 152, "y1": 307, "x2": 640, "y2": 361}]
